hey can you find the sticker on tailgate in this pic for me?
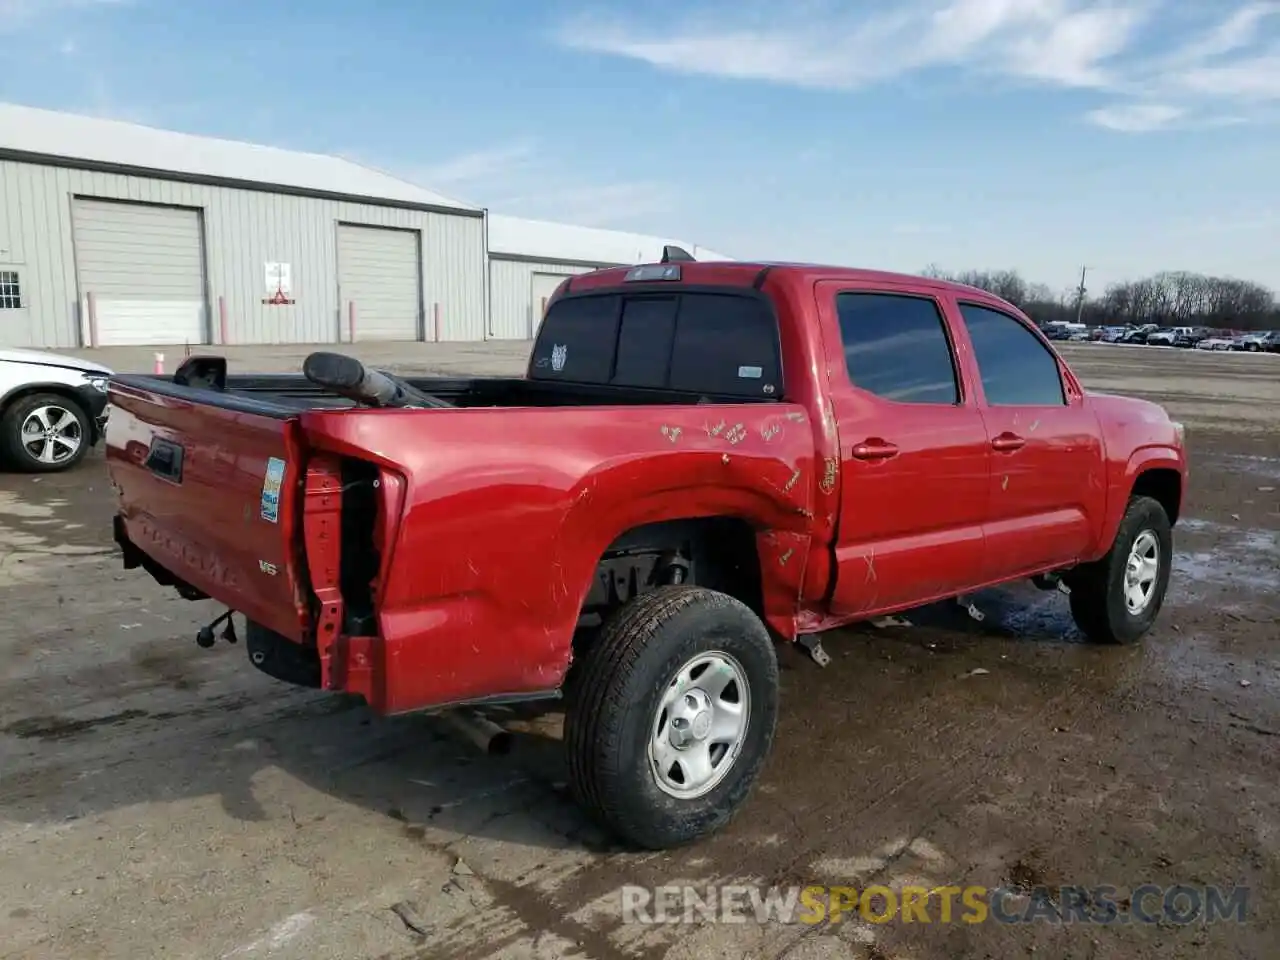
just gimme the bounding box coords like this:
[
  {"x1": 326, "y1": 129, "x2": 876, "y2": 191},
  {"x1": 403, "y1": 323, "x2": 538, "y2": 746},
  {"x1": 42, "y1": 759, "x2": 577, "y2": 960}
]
[{"x1": 260, "y1": 457, "x2": 286, "y2": 524}]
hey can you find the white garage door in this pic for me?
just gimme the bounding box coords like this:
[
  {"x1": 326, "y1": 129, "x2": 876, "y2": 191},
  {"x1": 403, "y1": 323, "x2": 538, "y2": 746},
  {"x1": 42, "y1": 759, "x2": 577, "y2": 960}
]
[
  {"x1": 72, "y1": 199, "x2": 206, "y2": 346},
  {"x1": 337, "y1": 224, "x2": 421, "y2": 341},
  {"x1": 530, "y1": 273, "x2": 566, "y2": 338}
]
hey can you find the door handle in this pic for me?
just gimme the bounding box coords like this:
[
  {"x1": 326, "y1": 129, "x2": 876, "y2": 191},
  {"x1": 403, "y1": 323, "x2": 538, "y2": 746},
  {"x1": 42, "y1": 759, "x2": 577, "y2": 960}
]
[
  {"x1": 991, "y1": 432, "x2": 1026, "y2": 452},
  {"x1": 851, "y1": 438, "x2": 899, "y2": 460}
]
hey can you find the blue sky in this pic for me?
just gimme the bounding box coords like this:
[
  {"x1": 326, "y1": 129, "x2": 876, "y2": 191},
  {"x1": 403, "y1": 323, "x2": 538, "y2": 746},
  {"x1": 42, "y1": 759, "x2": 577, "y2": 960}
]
[{"x1": 2, "y1": 0, "x2": 1279, "y2": 296}]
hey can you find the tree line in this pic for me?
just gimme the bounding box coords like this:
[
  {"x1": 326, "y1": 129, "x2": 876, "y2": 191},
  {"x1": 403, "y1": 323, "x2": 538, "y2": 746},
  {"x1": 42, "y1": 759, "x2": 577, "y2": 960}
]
[{"x1": 921, "y1": 266, "x2": 1279, "y2": 331}]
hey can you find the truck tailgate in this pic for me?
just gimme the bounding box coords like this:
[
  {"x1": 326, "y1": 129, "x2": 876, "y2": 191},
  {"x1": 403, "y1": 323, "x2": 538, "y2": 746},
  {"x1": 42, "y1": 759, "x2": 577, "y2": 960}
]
[{"x1": 106, "y1": 378, "x2": 310, "y2": 642}]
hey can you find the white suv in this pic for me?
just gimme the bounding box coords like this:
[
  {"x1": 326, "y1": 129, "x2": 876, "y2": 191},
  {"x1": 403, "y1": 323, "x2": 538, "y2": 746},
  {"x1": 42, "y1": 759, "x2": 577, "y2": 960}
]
[{"x1": 0, "y1": 348, "x2": 112, "y2": 472}]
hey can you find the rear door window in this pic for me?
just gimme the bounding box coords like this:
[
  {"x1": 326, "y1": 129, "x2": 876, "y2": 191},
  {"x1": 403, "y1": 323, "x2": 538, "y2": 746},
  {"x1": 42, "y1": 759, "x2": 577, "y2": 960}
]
[{"x1": 835, "y1": 292, "x2": 960, "y2": 404}]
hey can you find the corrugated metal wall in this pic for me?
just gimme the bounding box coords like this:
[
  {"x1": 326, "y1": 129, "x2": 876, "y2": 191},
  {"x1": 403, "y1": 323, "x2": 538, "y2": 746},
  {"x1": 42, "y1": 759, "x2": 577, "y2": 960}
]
[
  {"x1": 488, "y1": 257, "x2": 600, "y2": 340},
  {"x1": 0, "y1": 158, "x2": 485, "y2": 348}
]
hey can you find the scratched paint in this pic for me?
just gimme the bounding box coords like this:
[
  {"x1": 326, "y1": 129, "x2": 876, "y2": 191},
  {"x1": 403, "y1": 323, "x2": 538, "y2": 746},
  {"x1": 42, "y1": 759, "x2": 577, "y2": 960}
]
[
  {"x1": 704, "y1": 418, "x2": 727, "y2": 438},
  {"x1": 820, "y1": 458, "x2": 838, "y2": 494},
  {"x1": 726, "y1": 423, "x2": 747, "y2": 445},
  {"x1": 1002, "y1": 475, "x2": 1009, "y2": 491},
  {"x1": 778, "y1": 548, "x2": 794, "y2": 566},
  {"x1": 660, "y1": 425, "x2": 683, "y2": 443},
  {"x1": 783, "y1": 468, "x2": 802, "y2": 493}
]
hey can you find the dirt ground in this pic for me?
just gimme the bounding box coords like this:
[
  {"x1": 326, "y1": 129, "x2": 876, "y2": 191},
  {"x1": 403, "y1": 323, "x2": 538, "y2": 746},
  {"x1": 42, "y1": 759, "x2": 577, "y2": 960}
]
[{"x1": 1, "y1": 343, "x2": 1277, "y2": 960}]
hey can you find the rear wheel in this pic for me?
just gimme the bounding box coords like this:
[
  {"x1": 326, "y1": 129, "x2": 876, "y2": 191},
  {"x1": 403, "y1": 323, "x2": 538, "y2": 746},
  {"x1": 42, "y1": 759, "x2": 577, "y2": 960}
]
[
  {"x1": 565, "y1": 586, "x2": 779, "y2": 849},
  {"x1": 0, "y1": 393, "x2": 91, "y2": 472},
  {"x1": 1067, "y1": 495, "x2": 1172, "y2": 644}
]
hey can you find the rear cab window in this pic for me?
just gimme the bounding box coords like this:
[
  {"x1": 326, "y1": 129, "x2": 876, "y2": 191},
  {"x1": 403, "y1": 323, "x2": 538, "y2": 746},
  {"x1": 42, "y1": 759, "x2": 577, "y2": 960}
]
[{"x1": 529, "y1": 289, "x2": 783, "y2": 400}]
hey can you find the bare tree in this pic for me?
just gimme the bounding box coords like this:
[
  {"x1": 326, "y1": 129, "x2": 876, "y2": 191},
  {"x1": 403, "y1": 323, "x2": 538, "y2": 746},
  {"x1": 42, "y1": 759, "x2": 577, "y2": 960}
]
[{"x1": 923, "y1": 265, "x2": 1277, "y2": 331}]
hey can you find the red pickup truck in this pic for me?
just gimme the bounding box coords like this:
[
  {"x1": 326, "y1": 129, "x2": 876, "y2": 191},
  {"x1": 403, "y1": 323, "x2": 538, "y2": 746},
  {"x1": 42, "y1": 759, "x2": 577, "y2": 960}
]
[{"x1": 106, "y1": 254, "x2": 1187, "y2": 849}]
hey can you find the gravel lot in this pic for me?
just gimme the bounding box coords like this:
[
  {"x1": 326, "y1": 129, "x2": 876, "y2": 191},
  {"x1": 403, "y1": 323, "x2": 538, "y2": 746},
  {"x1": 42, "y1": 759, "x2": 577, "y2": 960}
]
[{"x1": 1, "y1": 342, "x2": 1277, "y2": 960}]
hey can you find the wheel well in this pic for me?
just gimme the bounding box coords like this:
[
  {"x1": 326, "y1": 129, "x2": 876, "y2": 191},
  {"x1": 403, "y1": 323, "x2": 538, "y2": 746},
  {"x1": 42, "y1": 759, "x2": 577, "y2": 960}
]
[
  {"x1": 1132, "y1": 468, "x2": 1181, "y2": 525},
  {"x1": 580, "y1": 517, "x2": 764, "y2": 621},
  {"x1": 0, "y1": 385, "x2": 89, "y2": 419}
]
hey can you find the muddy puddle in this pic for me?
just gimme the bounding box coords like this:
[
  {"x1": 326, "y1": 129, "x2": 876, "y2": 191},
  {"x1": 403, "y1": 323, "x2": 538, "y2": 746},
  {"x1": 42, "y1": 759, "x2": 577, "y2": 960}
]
[{"x1": 1174, "y1": 517, "x2": 1280, "y2": 603}]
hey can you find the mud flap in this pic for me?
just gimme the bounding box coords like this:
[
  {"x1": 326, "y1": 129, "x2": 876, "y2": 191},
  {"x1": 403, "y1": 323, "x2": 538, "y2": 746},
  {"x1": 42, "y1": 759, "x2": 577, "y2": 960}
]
[{"x1": 246, "y1": 620, "x2": 322, "y2": 689}]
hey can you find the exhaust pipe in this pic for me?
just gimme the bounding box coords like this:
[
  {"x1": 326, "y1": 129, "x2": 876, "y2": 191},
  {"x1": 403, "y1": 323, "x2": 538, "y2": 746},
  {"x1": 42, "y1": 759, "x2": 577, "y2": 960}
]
[{"x1": 437, "y1": 709, "x2": 512, "y2": 756}]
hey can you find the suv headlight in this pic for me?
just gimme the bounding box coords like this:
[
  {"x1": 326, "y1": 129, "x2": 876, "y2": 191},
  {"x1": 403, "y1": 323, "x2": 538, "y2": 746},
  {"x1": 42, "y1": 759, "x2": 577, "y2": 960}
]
[{"x1": 85, "y1": 375, "x2": 109, "y2": 393}]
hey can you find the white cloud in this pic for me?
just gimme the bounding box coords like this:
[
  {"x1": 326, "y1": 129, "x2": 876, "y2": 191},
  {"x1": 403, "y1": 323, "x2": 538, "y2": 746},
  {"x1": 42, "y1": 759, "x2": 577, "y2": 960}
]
[
  {"x1": 1085, "y1": 102, "x2": 1183, "y2": 130},
  {"x1": 554, "y1": 1, "x2": 1280, "y2": 130},
  {"x1": 555, "y1": 0, "x2": 1150, "y2": 91},
  {"x1": 390, "y1": 141, "x2": 678, "y2": 229},
  {"x1": 1168, "y1": 2, "x2": 1279, "y2": 63},
  {"x1": 493, "y1": 181, "x2": 678, "y2": 227},
  {"x1": 411, "y1": 141, "x2": 537, "y2": 187}
]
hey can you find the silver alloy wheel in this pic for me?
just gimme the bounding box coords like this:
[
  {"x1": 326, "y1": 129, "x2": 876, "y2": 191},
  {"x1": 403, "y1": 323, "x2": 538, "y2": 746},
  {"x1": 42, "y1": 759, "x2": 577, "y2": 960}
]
[
  {"x1": 20, "y1": 404, "x2": 83, "y2": 466},
  {"x1": 1123, "y1": 530, "x2": 1160, "y2": 615},
  {"x1": 648, "y1": 651, "x2": 751, "y2": 800}
]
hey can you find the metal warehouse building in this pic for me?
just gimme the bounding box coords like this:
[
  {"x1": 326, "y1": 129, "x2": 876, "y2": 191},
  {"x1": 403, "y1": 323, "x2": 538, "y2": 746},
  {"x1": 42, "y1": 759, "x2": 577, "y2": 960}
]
[
  {"x1": 0, "y1": 103, "x2": 730, "y2": 350},
  {"x1": 0, "y1": 103, "x2": 489, "y2": 349}
]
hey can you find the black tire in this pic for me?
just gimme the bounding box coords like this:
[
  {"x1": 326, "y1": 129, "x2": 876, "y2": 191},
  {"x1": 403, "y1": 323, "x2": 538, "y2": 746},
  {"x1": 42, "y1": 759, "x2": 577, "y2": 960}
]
[
  {"x1": 565, "y1": 586, "x2": 779, "y2": 850},
  {"x1": 0, "y1": 392, "x2": 91, "y2": 473},
  {"x1": 1067, "y1": 495, "x2": 1172, "y2": 644}
]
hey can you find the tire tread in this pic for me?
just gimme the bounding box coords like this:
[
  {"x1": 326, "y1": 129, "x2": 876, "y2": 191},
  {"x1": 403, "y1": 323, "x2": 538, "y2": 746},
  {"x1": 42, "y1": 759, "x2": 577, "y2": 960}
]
[
  {"x1": 1069, "y1": 494, "x2": 1171, "y2": 645},
  {"x1": 565, "y1": 586, "x2": 777, "y2": 849}
]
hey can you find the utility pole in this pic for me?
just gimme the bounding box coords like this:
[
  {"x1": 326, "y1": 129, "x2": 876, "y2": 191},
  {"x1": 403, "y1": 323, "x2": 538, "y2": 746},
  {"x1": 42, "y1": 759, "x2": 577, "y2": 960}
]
[{"x1": 1074, "y1": 265, "x2": 1089, "y2": 324}]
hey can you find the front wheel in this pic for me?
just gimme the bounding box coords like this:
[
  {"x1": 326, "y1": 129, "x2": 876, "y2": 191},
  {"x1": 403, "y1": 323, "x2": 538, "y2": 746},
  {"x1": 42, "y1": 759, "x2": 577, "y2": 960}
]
[
  {"x1": 1067, "y1": 495, "x2": 1173, "y2": 644},
  {"x1": 565, "y1": 586, "x2": 779, "y2": 850},
  {"x1": 0, "y1": 393, "x2": 91, "y2": 472}
]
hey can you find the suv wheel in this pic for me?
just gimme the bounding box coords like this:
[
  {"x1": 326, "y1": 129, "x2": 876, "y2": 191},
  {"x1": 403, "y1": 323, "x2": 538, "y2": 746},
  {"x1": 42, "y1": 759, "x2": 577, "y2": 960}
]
[
  {"x1": 1, "y1": 393, "x2": 91, "y2": 472},
  {"x1": 565, "y1": 586, "x2": 779, "y2": 849},
  {"x1": 1066, "y1": 495, "x2": 1173, "y2": 644}
]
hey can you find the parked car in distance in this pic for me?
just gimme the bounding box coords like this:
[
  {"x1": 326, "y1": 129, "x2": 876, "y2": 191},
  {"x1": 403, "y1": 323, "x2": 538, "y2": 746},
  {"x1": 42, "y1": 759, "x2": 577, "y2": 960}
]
[
  {"x1": 0, "y1": 348, "x2": 112, "y2": 472},
  {"x1": 1173, "y1": 328, "x2": 1209, "y2": 348},
  {"x1": 1238, "y1": 331, "x2": 1279, "y2": 352},
  {"x1": 1040, "y1": 321, "x2": 1089, "y2": 342},
  {"x1": 1146, "y1": 327, "x2": 1194, "y2": 347},
  {"x1": 1120, "y1": 324, "x2": 1160, "y2": 344},
  {"x1": 105, "y1": 256, "x2": 1188, "y2": 850},
  {"x1": 1196, "y1": 336, "x2": 1235, "y2": 351},
  {"x1": 1098, "y1": 325, "x2": 1132, "y2": 343}
]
